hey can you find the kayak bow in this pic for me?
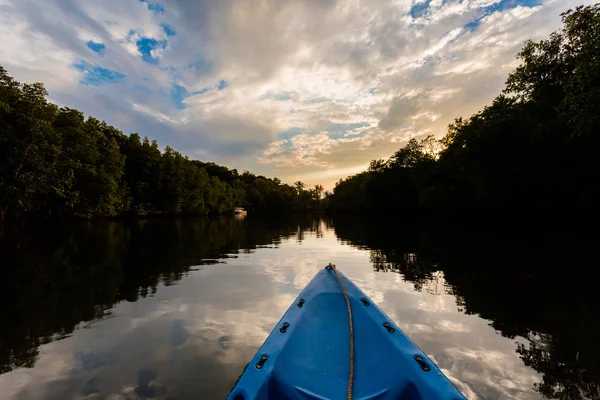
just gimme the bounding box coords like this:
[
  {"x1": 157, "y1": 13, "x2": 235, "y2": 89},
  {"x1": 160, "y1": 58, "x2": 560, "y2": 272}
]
[{"x1": 227, "y1": 265, "x2": 466, "y2": 400}]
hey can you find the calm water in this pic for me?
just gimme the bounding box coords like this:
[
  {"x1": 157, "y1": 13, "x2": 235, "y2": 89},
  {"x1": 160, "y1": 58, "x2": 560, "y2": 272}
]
[{"x1": 0, "y1": 215, "x2": 598, "y2": 400}]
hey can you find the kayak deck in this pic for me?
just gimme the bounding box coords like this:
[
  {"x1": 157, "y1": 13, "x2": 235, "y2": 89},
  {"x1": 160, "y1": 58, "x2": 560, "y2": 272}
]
[{"x1": 227, "y1": 267, "x2": 465, "y2": 400}]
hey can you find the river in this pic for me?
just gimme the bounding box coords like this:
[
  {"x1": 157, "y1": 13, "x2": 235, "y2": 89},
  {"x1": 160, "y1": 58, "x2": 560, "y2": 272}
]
[{"x1": 0, "y1": 215, "x2": 597, "y2": 399}]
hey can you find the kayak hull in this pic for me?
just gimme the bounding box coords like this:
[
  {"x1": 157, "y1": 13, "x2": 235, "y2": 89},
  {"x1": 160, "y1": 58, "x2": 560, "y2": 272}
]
[{"x1": 227, "y1": 267, "x2": 465, "y2": 400}]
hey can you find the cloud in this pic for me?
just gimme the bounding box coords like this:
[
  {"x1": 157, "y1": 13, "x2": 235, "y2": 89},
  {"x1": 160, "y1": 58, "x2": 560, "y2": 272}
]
[
  {"x1": 0, "y1": 0, "x2": 595, "y2": 187},
  {"x1": 378, "y1": 95, "x2": 422, "y2": 131}
]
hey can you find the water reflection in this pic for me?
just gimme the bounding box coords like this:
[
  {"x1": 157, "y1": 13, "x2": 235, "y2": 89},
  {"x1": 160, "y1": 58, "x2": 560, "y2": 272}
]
[
  {"x1": 0, "y1": 216, "x2": 318, "y2": 373},
  {"x1": 0, "y1": 215, "x2": 598, "y2": 399},
  {"x1": 334, "y1": 217, "x2": 600, "y2": 400}
]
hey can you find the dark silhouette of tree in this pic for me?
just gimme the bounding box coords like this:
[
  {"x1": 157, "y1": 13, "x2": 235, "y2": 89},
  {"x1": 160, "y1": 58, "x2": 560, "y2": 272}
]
[
  {"x1": 0, "y1": 68, "x2": 325, "y2": 220},
  {"x1": 329, "y1": 5, "x2": 600, "y2": 220}
]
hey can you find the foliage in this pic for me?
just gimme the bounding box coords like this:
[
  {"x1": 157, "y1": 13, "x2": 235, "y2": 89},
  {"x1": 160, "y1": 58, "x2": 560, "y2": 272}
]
[
  {"x1": 329, "y1": 5, "x2": 600, "y2": 217},
  {"x1": 0, "y1": 67, "x2": 325, "y2": 220}
]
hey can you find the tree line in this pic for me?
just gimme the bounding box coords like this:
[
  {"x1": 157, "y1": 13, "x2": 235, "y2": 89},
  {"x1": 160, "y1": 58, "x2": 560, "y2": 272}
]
[
  {"x1": 329, "y1": 5, "x2": 600, "y2": 218},
  {"x1": 0, "y1": 72, "x2": 325, "y2": 220}
]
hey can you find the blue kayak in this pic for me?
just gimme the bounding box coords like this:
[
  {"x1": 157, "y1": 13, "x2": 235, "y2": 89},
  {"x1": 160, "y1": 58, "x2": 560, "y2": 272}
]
[{"x1": 227, "y1": 265, "x2": 466, "y2": 400}]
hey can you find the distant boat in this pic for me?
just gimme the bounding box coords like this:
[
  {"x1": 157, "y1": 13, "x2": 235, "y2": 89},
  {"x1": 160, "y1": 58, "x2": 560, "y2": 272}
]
[
  {"x1": 227, "y1": 264, "x2": 465, "y2": 400},
  {"x1": 234, "y1": 207, "x2": 247, "y2": 215}
]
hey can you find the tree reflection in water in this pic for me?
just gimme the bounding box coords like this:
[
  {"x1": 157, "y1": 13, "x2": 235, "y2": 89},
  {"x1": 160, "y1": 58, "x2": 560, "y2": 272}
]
[
  {"x1": 1, "y1": 214, "x2": 598, "y2": 399},
  {"x1": 334, "y1": 216, "x2": 600, "y2": 400},
  {"x1": 0, "y1": 214, "x2": 326, "y2": 376}
]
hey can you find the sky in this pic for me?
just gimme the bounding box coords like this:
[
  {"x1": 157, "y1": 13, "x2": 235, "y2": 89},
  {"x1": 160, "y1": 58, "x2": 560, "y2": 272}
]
[{"x1": 0, "y1": 0, "x2": 594, "y2": 189}]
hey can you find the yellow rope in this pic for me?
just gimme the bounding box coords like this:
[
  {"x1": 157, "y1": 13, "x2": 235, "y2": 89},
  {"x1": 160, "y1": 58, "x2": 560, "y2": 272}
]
[{"x1": 327, "y1": 263, "x2": 355, "y2": 400}]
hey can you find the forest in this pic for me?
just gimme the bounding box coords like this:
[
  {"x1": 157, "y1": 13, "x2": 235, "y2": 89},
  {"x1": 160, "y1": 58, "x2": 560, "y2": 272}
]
[
  {"x1": 0, "y1": 72, "x2": 325, "y2": 220},
  {"x1": 2, "y1": 5, "x2": 598, "y2": 221},
  {"x1": 328, "y1": 5, "x2": 600, "y2": 218}
]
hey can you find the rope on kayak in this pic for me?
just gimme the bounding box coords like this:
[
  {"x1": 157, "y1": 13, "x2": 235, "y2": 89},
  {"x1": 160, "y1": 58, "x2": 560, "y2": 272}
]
[{"x1": 327, "y1": 263, "x2": 354, "y2": 400}]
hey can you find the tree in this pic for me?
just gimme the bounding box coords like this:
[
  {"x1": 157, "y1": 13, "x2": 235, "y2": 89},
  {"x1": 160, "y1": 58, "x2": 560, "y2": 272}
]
[
  {"x1": 329, "y1": 5, "x2": 600, "y2": 217},
  {"x1": 311, "y1": 185, "x2": 324, "y2": 200},
  {"x1": 0, "y1": 69, "x2": 66, "y2": 219},
  {"x1": 0, "y1": 64, "x2": 323, "y2": 220},
  {"x1": 368, "y1": 159, "x2": 387, "y2": 173}
]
